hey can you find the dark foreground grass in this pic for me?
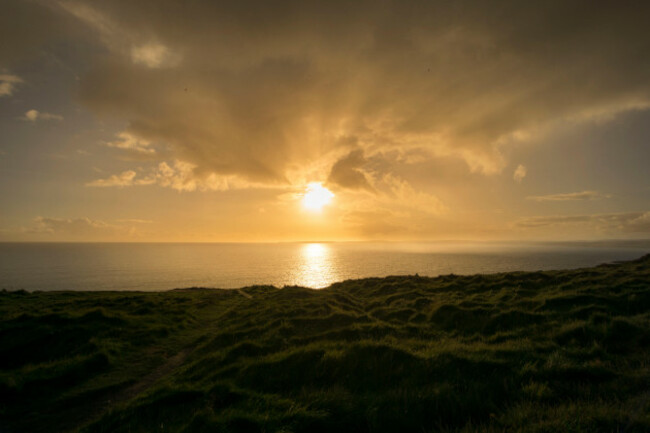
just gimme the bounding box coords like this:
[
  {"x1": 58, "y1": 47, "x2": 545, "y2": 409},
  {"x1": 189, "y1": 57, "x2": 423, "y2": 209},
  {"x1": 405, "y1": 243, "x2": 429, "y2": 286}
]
[{"x1": 1, "y1": 255, "x2": 649, "y2": 432}]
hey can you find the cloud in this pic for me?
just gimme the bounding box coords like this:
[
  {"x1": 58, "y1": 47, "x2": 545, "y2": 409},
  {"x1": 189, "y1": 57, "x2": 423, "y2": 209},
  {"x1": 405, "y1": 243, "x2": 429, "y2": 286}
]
[
  {"x1": 86, "y1": 161, "x2": 265, "y2": 191},
  {"x1": 516, "y1": 215, "x2": 592, "y2": 228},
  {"x1": 327, "y1": 149, "x2": 373, "y2": 191},
  {"x1": 527, "y1": 191, "x2": 611, "y2": 202},
  {"x1": 131, "y1": 43, "x2": 178, "y2": 68},
  {"x1": 27, "y1": 216, "x2": 147, "y2": 240},
  {"x1": 22, "y1": 109, "x2": 64, "y2": 122},
  {"x1": 338, "y1": 176, "x2": 449, "y2": 238},
  {"x1": 380, "y1": 174, "x2": 447, "y2": 215},
  {"x1": 0, "y1": 74, "x2": 23, "y2": 97},
  {"x1": 516, "y1": 211, "x2": 650, "y2": 233},
  {"x1": 340, "y1": 209, "x2": 409, "y2": 237},
  {"x1": 32, "y1": 216, "x2": 115, "y2": 234},
  {"x1": 46, "y1": 0, "x2": 648, "y2": 190},
  {"x1": 513, "y1": 164, "x2": 527, "y2": 183},
  {"x1": 625, "y1": 212, "x2": 650, "y2": 233},
  {"x1": 86, "y1": 170, "x2": 137, "y2": 187},
  {"x1": 105, "y1": 131, "x2": 155, "y2": 154},
  {"x1": 152, "y1": 160, "x2": 204, "y2": 191},
  {"x1": 331, "y1": 172, "x2": 448, "y2": 238},
  {"x1": 116, "y1": 218, "x2": 153, "y2": 224}
]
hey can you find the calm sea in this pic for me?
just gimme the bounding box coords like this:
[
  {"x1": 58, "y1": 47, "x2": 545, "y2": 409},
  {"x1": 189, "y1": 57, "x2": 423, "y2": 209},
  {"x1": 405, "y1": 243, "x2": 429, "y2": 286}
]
[{"x1": 0, "y1": 241, "x2": 648, "y2": 291}]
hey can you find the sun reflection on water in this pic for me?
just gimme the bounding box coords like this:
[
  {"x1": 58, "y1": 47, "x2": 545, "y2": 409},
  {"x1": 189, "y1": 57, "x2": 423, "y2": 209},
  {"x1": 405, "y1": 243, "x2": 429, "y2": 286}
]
[{"x1": 295, "y1": 243, "x2": 339, "y2": 288}]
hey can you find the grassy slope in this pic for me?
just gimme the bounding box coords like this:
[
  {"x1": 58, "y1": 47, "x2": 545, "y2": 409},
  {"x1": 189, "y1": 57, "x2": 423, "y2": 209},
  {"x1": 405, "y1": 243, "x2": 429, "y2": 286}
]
[{"x1": 1, "y1": 255, "x2": 649, "y2": 433}]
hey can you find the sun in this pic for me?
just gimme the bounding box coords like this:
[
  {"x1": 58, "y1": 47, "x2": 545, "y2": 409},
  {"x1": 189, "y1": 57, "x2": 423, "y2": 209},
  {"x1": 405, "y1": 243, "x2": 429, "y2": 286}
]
[{"x1": 302, "y1": 183, "x2": 334, "y2": 212}]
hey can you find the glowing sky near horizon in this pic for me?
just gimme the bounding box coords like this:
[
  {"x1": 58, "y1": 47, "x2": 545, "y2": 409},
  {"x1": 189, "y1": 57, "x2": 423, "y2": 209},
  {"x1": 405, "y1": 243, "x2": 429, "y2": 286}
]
[{"x1": 0, "y1": 0, "x2": 649, "y2": 242}]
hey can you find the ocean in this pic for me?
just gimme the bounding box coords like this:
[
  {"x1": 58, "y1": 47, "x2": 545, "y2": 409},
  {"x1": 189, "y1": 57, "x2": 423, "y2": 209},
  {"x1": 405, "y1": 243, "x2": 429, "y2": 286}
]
[{"x1": 0, "y1": 241, "x2": 648, "y2": 291}]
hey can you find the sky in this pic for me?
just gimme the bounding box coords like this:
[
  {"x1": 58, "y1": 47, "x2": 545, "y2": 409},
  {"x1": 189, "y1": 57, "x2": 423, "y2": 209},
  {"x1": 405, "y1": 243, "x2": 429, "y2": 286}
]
[{"x1": 1, "y1": 0, "x2": 649, "y2": 242}]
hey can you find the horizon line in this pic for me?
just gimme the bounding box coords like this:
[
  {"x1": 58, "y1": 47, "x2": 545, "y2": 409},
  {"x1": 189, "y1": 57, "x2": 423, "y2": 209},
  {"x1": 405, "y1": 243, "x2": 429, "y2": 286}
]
[{"x1": 1, "y1": 238, "x2": 650, "y2": 245}]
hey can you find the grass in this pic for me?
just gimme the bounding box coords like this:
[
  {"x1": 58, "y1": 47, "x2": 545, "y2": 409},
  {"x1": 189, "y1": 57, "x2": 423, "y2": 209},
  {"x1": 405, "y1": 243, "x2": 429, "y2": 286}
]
[{"x1": 1, "y1": 254, "x2": 649, "y2": 432}]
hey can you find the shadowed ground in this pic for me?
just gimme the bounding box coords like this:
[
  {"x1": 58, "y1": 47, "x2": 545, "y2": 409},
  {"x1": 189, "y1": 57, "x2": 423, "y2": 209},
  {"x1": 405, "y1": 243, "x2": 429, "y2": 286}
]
[{"x1": 1, "y1": 255, "x2": 649, "y2": 432}]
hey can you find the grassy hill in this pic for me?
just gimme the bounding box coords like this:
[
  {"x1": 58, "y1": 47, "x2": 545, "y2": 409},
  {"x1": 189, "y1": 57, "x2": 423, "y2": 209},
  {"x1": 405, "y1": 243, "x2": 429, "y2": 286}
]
[{"x1": 1, "y1": 255, "x2": 649, "y2": 432}]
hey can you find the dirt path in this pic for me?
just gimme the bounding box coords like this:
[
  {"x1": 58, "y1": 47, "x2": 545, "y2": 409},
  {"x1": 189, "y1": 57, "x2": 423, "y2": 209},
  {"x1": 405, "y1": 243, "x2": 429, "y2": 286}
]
[
  {"x1": 115, "y1": 346, "x2": 192, "y2": 402},
  {"x1": 72, "y1": 295, "x2": 252, "y2": 432},
  {"x1": 70, "y1": 345, "x2": 193, "y2": 432},
  {"x1": 238, "y1": 289, "x2": 253, "y2": 299}
]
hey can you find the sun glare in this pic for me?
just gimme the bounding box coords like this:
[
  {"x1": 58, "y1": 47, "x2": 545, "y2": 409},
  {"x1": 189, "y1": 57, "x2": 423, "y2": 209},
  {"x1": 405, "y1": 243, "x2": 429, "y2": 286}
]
[{"x1": 302, "y1": 183, "x2": 334, "y2": 212}]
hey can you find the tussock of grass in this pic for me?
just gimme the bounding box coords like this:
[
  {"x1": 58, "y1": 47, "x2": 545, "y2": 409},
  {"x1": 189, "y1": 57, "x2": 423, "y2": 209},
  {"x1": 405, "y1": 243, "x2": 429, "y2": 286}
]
[{"x1": 1, "y1": 255, "x2": 649, "y2": 432}]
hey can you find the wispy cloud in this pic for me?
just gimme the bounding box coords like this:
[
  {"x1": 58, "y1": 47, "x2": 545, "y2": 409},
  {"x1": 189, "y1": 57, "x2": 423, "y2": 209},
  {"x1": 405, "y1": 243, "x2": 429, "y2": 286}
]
[
  {"x1": 85, "y1": 161, "x2": 255, "y2": 191},
  {"x1": 22, "y1": 109, "x2": 64, "y2": 122},
  {"x1": 116, "y1": 218, "x2": 154, "y2": 224},
  {"x1": 516, "y1": 211, "x2": 650, "y2": 232},
  {"x1": 527, "y1": 191, "x2": 611, "y2": 202},
  {"x1": 0, "y1": 74, "x2": 22, "y2": 97},
  {"x1": 32, "y1": 216, "x2": 115, "y2": 234},
  {"x1": 105, "y1": 132, "x2": 155, "y2": 154},
  {"x1": 131, "y1": 43, "x2": 179, "y2": 68},
  {"x1": 513, "y1": 165, "x2": 527, "y2": 183},
  {"x1": 86, "y1": 170, "x2": 137, "y2": 187},
  {"x1": 23, "y1": 216, "x2": 149, "y2": 240}
]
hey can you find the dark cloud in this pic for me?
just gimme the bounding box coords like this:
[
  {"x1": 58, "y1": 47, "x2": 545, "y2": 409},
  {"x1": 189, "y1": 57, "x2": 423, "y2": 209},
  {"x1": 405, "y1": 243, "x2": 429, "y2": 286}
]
[{"x1": 327, "y1": 149, "x2": 373, "y2": 191}]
